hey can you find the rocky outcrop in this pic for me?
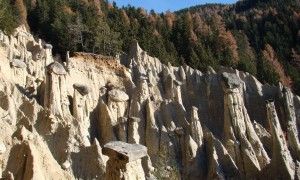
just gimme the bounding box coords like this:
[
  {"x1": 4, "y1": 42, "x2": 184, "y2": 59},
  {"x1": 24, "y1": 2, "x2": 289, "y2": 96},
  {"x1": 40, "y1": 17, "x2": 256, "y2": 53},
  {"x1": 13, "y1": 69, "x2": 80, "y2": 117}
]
[{"x1": 0, "y1": 26, "x2": 299, "y2": 179}]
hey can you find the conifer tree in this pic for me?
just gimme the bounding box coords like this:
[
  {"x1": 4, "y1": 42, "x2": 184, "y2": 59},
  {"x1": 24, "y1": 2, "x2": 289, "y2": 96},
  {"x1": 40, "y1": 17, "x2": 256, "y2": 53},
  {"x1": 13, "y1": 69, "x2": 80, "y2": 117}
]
[{"x1": 0, "y1": 0, "x2": 17, "y2": 34}]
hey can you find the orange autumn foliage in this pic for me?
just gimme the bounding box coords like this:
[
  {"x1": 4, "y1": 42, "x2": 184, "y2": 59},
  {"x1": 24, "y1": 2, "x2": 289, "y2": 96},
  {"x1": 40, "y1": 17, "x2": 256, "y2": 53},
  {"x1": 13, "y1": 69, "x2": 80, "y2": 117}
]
[
  {"x1": 122, "y1": 9, "x2": 130, "y2": 25},
  {"x1": 15, "y1": 0, "x2": 29, "y2": 30},
  {"x1": 166, "y1": 10, "x2": 175, "y2": 28}
]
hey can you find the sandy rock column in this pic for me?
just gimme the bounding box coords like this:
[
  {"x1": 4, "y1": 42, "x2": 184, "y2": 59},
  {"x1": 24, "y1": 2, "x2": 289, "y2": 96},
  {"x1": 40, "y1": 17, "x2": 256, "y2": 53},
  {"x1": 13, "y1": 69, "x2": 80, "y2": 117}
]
[
  {"x1": 117, "y1": 117, "x2": 128, "y2": 142},
  {"x1": 205, "y1": 132, "x2": 240, "y2": 179},
  {"x1": 108, "y1": 89, "x2": 129, "y2": 125},
  {"x1": 260, "y1": 100, "x2": 295, "y2": 179},
  {"x1": 128, "y1": 117, "x2": 141, "y2": 144},
  {"x1": 145, "y1": 99, "x2": 160, "y2": 155},
  {"x1": 221, "y1": 72, "x2": 269, "y2": 178},
  {"x1": 282, "y1": 87, "x2": 300, "y2": 160},
  {"x1": 0, "y1": 142, "x2": 6, "y2": 178},
  {"x1": 72, "y1": 83, "x2": 91, "y2": 146},
  {"x1": 190, "y1": 106, "x2": 204, "y2": 147},
  {"x1": 44, "y1": 44, "x2": 53, "y2": 66},
  {"x1": 10, "y1": 58, "x2": 27, "y2": 87},
  {"x1": 73, "y1": 83, "x2": 90, "y2": 121},
  {"x1": 98, "y1": 98, "x2": 117, "y2": 145},
  {"x1": 44, "y1": 62, "x2": 67, "y2": 116},
  {"x1": 173, "y1": 80, "x2": 184, "y2": 106}
]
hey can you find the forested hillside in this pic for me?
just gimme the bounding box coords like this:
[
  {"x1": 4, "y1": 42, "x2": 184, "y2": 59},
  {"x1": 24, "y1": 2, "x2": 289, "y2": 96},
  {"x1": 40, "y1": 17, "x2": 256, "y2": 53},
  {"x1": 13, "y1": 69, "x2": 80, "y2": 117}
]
[{"x1": 1, "y1": 0, "x2": 300, "y2": 93}]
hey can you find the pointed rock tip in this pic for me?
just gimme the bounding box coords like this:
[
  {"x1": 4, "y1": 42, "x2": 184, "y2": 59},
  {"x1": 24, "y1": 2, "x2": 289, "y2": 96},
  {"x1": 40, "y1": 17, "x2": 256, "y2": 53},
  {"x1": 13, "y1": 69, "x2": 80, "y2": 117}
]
[
  {"x1": 92, "y1": 138, "x2": 102, "y2": 148},
  {"x1": 265, "y1": 99, "x2": 274, "y2": 104},
  {"x1": 192, "y1": 106, "x2": 198, "y2": 111},
  {"x1": 13, "y1": 126, "x2": 31, "y2": 141},
  {"x1": 207, "y1": 66, "x2": 216, "y2": 74}
]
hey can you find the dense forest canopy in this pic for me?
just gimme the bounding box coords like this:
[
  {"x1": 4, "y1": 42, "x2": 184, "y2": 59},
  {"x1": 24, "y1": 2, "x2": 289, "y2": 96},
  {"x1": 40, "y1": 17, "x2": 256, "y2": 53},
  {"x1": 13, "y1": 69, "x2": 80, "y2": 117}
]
[{"x1": 1, "y1": 0, "x2": 300, "y2": 94}]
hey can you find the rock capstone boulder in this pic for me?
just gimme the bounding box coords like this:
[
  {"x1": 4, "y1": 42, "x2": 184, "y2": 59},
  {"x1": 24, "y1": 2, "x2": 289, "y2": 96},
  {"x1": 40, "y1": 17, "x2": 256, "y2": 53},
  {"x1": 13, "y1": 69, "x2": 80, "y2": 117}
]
[
  {"x1": 44, "y1": 44, "x2": 53, "y2": 49},
  {"x1": 10, "y1": 59, "x2": 27, "y2": 69},
  {"x1": 103, "y1": 141, "x2": 147, "y2": 180},
  {"x1": 103, "y1": 141, "x2": 147, "y2": 162},
  {"x1": 221, "y1": 72, "x2": 243, "y2": 89},
  {"x1": 108, "y1": 89, "x2": 129, "y2": 102},
  {"x1": 73, "y1": 84, "x2": 90, "y2": 96},
  {"x1": 47, "y1": 62, "x2": 67, "y2": 75}
]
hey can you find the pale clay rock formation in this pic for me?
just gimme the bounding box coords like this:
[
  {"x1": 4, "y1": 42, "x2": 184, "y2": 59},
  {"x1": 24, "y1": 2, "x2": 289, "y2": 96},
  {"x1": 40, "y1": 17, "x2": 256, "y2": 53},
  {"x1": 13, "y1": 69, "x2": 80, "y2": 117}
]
[{"x1": 0, "y1": 26, "x2": 299, "y2": 179}]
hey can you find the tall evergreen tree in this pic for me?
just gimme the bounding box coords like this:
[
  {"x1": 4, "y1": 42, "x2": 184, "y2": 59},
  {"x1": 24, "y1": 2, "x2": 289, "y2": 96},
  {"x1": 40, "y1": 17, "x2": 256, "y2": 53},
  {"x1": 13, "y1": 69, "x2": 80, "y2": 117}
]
[{"x1": 0, "y1": 0, "x2": 18, "y2": 34}]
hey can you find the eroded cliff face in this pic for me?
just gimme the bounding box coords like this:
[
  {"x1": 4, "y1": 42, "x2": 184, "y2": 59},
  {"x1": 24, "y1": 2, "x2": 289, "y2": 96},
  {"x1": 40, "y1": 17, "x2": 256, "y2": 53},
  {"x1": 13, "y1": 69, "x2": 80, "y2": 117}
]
[{"x1": 0, "y1": 26, "x2": 299, "y2": 179}]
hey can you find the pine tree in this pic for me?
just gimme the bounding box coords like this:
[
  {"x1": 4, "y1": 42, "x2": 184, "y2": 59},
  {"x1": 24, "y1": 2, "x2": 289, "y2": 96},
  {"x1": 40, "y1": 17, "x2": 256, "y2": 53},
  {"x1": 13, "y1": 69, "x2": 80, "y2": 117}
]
[
  {"x1": 0, "y1": 0, "x2": 17, "y2": 34},
  {"x1": 188, "y1": 48, "x2": 200, "y2": 68},
  {"x1": 257, "y1": 52, "x2": 280, "y2": 86},
  {"x1": 262, "y1": 44, "x2": 292, "y2": 87},
  {"x1": 234, "y1": 31, "x2": 257, "y2": 75},
  {"x1": 69, "y1": 15, "x2": 89, "y2": 52}
]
